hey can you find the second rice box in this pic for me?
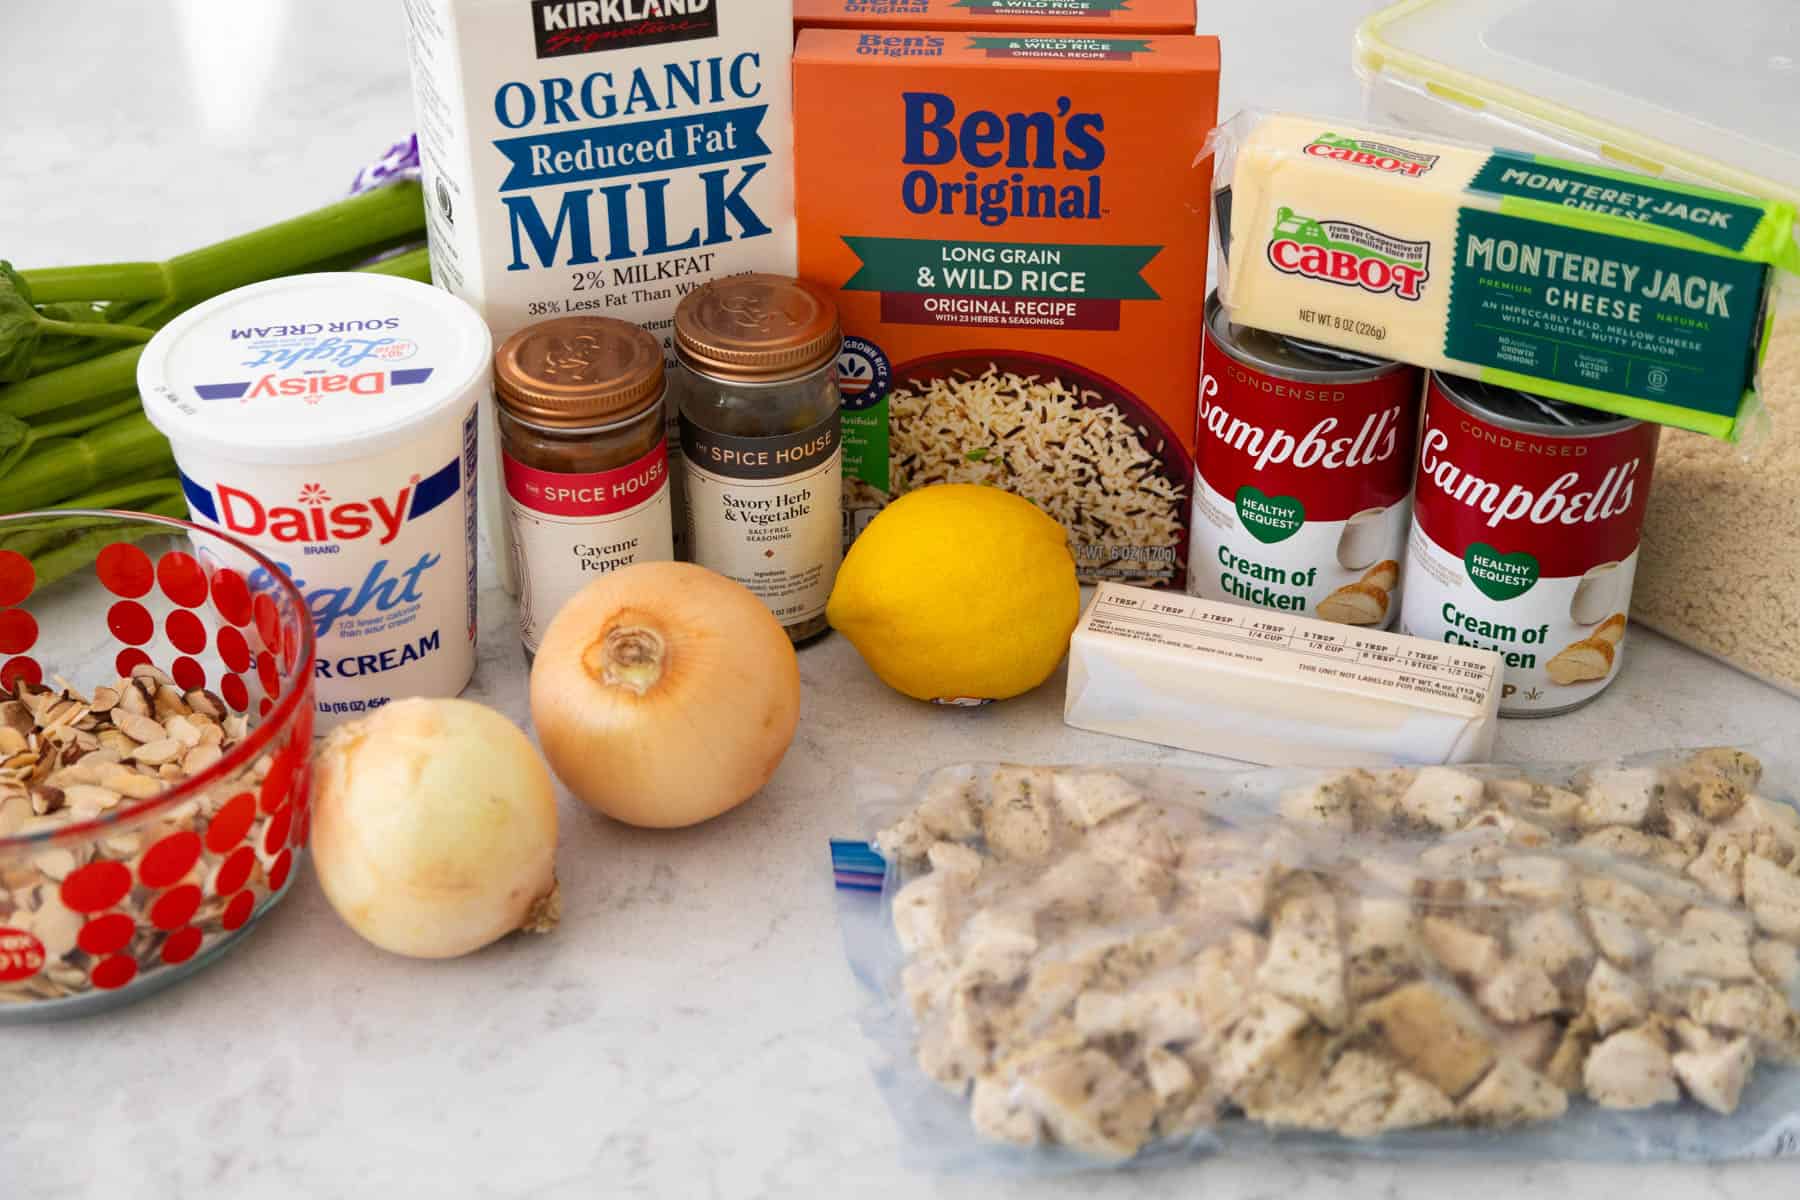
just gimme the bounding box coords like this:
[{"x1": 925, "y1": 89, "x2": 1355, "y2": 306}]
[{"x1": 795, "y1": 29, "x2": 1221, "y2": 585}]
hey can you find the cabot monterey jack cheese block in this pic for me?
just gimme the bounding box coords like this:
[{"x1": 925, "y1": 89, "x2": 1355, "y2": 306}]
[
  {"x1": 793, "y1": 0, "x2": 1195, "y2": 33},
  {"x1": 1065, "y1": 583, "x2": 1503, "y2": 767},
  {"x1": 1213, "y1": 112, "x2": 1800, "y2": 440}
]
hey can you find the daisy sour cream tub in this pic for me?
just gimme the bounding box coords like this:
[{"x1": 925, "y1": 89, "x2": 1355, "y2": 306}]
[{"x1": 139, "y1": 273, "x2": 490, "y2": 728}]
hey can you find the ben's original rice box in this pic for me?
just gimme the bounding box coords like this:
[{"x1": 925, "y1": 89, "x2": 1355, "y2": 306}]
[
  {"x1": 794, "y1": 0, "x2": 1195, "y2": 34},
  {"x1": 795, "y1": 30, "x2": 1219, "y2": 586}
]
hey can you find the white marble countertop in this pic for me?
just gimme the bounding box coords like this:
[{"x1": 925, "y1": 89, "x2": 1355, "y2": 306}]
[{"x1": 5, "y1": 1, "x2": 1798, "y2": 1196}]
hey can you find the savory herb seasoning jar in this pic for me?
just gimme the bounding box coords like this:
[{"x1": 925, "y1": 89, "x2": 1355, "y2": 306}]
[
  {"x1": 673, "y1": 275, "x2": 843, "y2": 645},
  {"x1": 495, "y1": 316, "x2": 674, "y2": 653}
]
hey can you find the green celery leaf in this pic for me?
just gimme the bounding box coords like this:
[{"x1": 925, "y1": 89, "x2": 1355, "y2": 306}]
[{"x1": 0, "y1": 262, "x2": 44, "y2": 382}]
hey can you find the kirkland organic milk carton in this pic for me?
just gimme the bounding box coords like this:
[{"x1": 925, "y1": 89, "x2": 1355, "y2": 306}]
[{"x1": 401, "y1": 0, "x2": 798, "y2": 590}]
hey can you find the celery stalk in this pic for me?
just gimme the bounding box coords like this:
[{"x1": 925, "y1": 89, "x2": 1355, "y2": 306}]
[{"x1": 0, "y1": 412, "x2": 172, "y2": 512}]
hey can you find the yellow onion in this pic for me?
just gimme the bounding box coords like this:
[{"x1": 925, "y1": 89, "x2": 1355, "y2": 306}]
[
  {"x1": 312, "y1": 698, "x2": 559, "y2": 958},
  {"x1": 530, "y1": 561, "x2": 800, "y2": 828}
]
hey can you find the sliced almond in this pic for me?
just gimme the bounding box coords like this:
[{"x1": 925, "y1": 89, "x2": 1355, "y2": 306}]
[
  {"x1": 197, "y1": 722, "x2": 225, "y2": 747},
  {"x1": 88, "y1": 686, "x2": 120, "y2": 714},
  {"x1": 130, "y1": 738, "x2": 184, "y2": 766},
  {"x1": 154, "y1": 685, "x2": 190, "y2": 720},
  {"x1": 30, "y1": 848, "x2": 78, "y2": 882},
  {"x1": 110, "y1": 710, "x2": 165, "y2": 744},
  {"x1": 185, "y1": 689, "x2": 226, "y2": 720},
  {"x1": 0, "y1": 727, "x2": 25, "y2": 755},
  {"x1": 181, "y1": 744, "x2": 223, "y2": 776},
  {"x1": 103, "y1": 769, "x2": 166, "y2": 800},
  {"x1": 61, "y1": 784, "x2": 122, "y2": 812},
  {"x1": 116, "y1": 684, "x2": 150, "y2": 717},
  {"x1": 28, "y1": 785, "x2": 64, "y2": 816},
  {"x1": 164, "y1": 715, "x2": 203, "y2": 748}
]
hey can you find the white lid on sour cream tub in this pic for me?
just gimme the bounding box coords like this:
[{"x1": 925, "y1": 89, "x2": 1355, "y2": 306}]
[{"x1": 137, "y1": 272, "x2": 492, "y2": 466}]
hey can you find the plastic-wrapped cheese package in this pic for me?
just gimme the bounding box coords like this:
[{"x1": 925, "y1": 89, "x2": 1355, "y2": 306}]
[
  {"x1": 834, "y1": 748, "x2": 1800, "y2": 1169},
  {"x1": 1203, "y1": 110, "x2": 1800, "y2": 441}
]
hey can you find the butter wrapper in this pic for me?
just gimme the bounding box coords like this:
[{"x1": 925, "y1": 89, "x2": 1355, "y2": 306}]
[{"x1": 1065, "y1": 583, "x2": 1503, "y2": 766}]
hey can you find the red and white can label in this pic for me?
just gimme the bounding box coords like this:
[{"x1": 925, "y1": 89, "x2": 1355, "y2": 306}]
[
  {"x1": 1187, "y1": 331, "x2": 1422, "y2": 629},
  {"x1": 1399, "y1": 377, "x2": 1660, "y2": 714},
  {"x1": 0, "y1": 927, "x2": 45, "y2": 982},
  {"x1": 503, "y1": 439, "x2": 674, "y2": 652}
]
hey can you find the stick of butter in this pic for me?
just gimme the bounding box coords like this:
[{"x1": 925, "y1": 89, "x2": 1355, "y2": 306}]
[
  {"x1": 1064, "y1": 583, "x2": 1503, "y2": 767},
  {"x1": 1214, "y1": 111, "x2": 1800, "y2": 439}
]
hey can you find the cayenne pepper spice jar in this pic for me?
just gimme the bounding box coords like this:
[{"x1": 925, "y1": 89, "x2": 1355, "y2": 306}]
[
  {"x1": 495, "y1": 316, "x2": 674, "y2": 653},
  {"x1": 674, "y1": 274, "x2": 843, "y2": 646}
]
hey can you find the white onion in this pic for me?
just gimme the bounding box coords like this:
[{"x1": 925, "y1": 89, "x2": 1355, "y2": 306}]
[
  {"x1": 312, "y1": 698, "x2": 560, "y2": 958},
  {"x1": 530, "y1": 561, "x2": 800, "y2": 828}
]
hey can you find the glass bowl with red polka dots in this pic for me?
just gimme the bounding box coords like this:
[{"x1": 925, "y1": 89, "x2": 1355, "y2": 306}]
[{"x1": 0, "y1": 509, "x2": 314, "y2": 1020}]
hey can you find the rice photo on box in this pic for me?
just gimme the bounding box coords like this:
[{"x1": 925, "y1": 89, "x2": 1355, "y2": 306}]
[{"x1": 886, "y1": 364, "x2": 1186, "y2": 578}]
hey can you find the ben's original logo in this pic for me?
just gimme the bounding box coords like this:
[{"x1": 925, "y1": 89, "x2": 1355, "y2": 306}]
[
  {"x1": 532, "y1": 0, "x2": 718, "y2": 58},
  {"x1": 1266, "y1": 207, "x2": 1431, "y2": 301},
  {"x1": 179, "y1": 459, "x2": 463, "y2": 547},
  {"x1": 1303, "y1": 131, "x2": 1438, "y2": 177}
]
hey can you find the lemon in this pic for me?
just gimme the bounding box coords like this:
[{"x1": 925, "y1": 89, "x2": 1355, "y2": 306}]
[{"x1": 827, "y1": 483, "x2": 1080, "y2": 703}]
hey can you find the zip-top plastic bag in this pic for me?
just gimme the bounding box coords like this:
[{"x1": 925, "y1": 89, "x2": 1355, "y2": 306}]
[
  {"x1": 834, "y1": 748, "x2": 1800, "y2": 1169},
  {"x1": 1202, "y1": 109, "x2": 1800, "y2": 443}
]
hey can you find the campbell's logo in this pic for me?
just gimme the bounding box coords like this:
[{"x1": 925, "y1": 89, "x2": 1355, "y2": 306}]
[
  {"x1": 178, "y1": 458, "x2": 463, "y2": 548},
  {"x1": 194, "y1": 367, "x2": 435, "y2": 404},
  {"x1": 1200, "y1": 371, "x2": 1401, "y2": 474},
  {"x1": 532, "y1": 0, "x2": 718, "y2": 58},
  {"x1": 1419, "y1": 426, "x2": 1641, "y2": 530},
  {"x1": 1267, "y1": 207, "x2": 1430, "y2": 301},
  {"x1": 1304, "y1": 132, "x2": 1438, "y2": 177}
]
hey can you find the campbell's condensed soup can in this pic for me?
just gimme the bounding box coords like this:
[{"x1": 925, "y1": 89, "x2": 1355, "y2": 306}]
[
  {"x1": 1400, "y1": 373, "x2": 1660, "y2": 716},
  {"x1": 1189, "y1": 293, "x2": 1424, "y2": 628}
]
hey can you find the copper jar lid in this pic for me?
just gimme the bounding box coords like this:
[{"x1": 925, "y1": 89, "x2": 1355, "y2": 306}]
[
  {"x1": 493, "y1": 317, "x2": 664, "y2": 428},
  {"x1": 673, "y1": 274, "x2": 841, "y2": 382}
]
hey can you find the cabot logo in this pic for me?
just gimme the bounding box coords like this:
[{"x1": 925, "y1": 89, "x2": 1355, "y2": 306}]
[
  {"x1": 1303, "y1": 131, "x2": 1438, "y2": 177},
  {"x1": 1266, "y1": 206, "x2": 1431, "y2": 301},
  {"x1": 532, "y1": 0, "x2": 718, "y2": 59}
]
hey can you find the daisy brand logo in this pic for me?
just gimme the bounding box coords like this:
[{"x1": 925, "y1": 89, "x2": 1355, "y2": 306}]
[
  {"x1": 179, "y1": 458, "x2": 464, "y2": 548},
  {"x1": 531, "y1": 0, "x2": 719, "y2": 58},
  {"x1": 1303, "y1": 131, "x2": 1439, "y2": 178},
  {"x1": 192, "y1": 367, "x2": 436, "y2": 404},
  {"x1": 1266, "y1": 207, "x2": 1431, "y2": 301}
]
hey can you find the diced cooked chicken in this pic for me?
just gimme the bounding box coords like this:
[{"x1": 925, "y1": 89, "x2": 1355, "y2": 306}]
[
  {"x1": 1578, "y1": 827, "x2": 1693, "y2": 872},
  {"x1": 894, "y1": 872, "x2": 961, "y2": 954},
  {"x1": 1508, "y1": 907, "x2": 1594, "y2": 982},
  {"x1": 1722, "y1": 794, "x2": 1800, "y2": 865},
  {"x1": 958, "y1": 907, "x2": 1037, "y2": 986},
  {"x1": 1018, "y1": 1049, "x2": 1158, "y2": 1159},
  {"x1": 1278, "y1": 773, "x2": 1358, "y2": 831},
  {"x1": 969, "y1": 1073, "x2": 1042, "y2": 1146},
  {"x1": 1143, "y1": 1045, "x2": 1198, "y2": 1105},
  {"x1": 1422, "y1": 916, "x2": 1503, "y2": 980},
  {"x1": 1580, "y1": 875, "x2": 1673, "y2": 930},
  {"x1": 927, "y1": 841, "x2": 983, "y2": 886},
  {"x1": 1496, "y1": 856, "x2": 1575, "y2": 904},
  {"x1": 1744, "y1": 854, "x2": 1800, "y2": 938},
  {"x1": 875, "y1": 814, "x2": 935, "y2": 864},
  {"x1": 1477, "y1": 959, "x2": 1564, "y2": 1024},
  {"x1": 1347, "y1": 767, "x2": 1415, "y2": 827},
  {"x1": 917, "y1": 771, "x2": 984, "y2": 840},
  {"x1": 1652, "y1": 907, "x2": 1758, "y2": 987},
  {"x1": 1752, "y1": 938, "x2": 1799, "y2": 995},
  {"x1": 1258, "y1": 1050, "x2": 1453, "y2": 1137},
  {"x1": 1396, "y1": 767, "x2": 1485, "y2": 831},
  {"x1": 1210, "y1": 993, "x2": 1318, "y2": 1105},
  {"x1": 1585, "y1": 906, "x2": 1651, "y2": 966},
  {"x1": 1584, "y1": 1025, "x2": 1680, "y2": 1109},
  {"x1": 1654, "y1": 802, "x2": 1712, "y2": 858},
  {"x1": 902, "y1": 954, "x2": 953, "y2": 1020},
  {"x1": 1174, "y1": 857, "x2": 1271, "y2": 926},
  {"x1": 1191, "y1": 930, "x2": 1268, "y2": 1043},
  {"x1": 1090, "y1": 806, "x2": 1182, "y2": 868},
  {"x1": 1671, "y1": 748, "x2": 1762, "y2": 822},
  {"x1": 1457, "y1": 1056, "x2": 1568, "y2": 1127},
  {"x1": 1545, "y1": 1014, "x2": 1598, "y2": 1093},
  {"x1": 1497, "y1": 1018, "x2": 1560, "y2": 1071},
  {"x1": 1495, "y1": 779, "x2": 1586, "y2": 825},
  {"x1": 917, "y1": 989, "x2": 993, "y2": 1093},
  {"x1": 1687, "y1": 828, "x2": 1754, "y2": 903},
  {"x1": 1051, "y1": 770, "x2": 1144, "y2": 829},
  {"x1": 1586, "y1": 959, "x2": 1650, "y2": 1036},
  {"x1": 981, "y1": 767, "x2": 1059, "y2": 862},
  {"x1": 1671, "y1": 1036, "x2": 1755, "y2": 1115},
  {"x1": 1576, "y1": 766, "x2": 1660, "y2": 829},
  {"x1": 1075, "y1": 985, "x2": 1207, "y2": 1048},
  {"x1": 1462, "y1": 806, "x2": 1554, "y2": 848},
  {"x1": 1257, "y1": 889, "x2": 1348, "y2": 1028},
  {"x1": 1359, "y1": 980, "x2": 1497, "y2": 1097},
  {"x1": 1345, "y1": 896, "x2": 1420, "y2": 1001},
  {"x1": 1688, "y1": 981, "x2": 1791, "y2": 1045}
]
